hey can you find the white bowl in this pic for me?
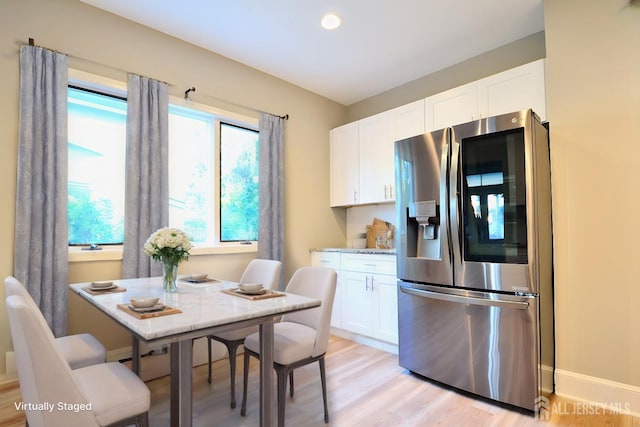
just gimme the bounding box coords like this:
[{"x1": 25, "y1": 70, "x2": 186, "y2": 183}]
[
  {"x1": 130, "y1": 297, "x2": 160, "y2": 308},
  {"x1": 189, "y1": 273, "x2": 208, "y2": 281},
  {"x1": 238, "y1": 283, "x2": 263, "y2": 292},
  {"x1": 91, "y1": 281, "x2": 114, "y2": 288}
]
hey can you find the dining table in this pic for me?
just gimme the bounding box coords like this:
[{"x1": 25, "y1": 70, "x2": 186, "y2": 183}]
[{"x1": 68, "y1": 276, "x2": 321, "y2": 427}]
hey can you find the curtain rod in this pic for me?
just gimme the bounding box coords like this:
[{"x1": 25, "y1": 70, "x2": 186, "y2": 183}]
[{"x1": 22, "y1": 38, "x2": 289, "y2": 120}]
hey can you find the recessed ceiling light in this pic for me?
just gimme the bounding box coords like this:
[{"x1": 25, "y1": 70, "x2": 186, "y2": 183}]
[{"x1": 321, "y1": 13, "x2": 341, "y2": 30}]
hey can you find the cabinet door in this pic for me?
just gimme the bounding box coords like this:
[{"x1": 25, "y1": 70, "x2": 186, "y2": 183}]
[
  {"x1": 477, "y1": 59, "x2": 546, "y2": 121},
  {"x1": 358, "y1": 112, "x2": 394, "y2": 204},
  {"x1": 392, "y1": 100, "x2": 425, "y2": 141},
  {"x1": 371, "y1": 274, "x2": 399, "y2": 344},
  {"x1": 425, "y1": 82, "x2": 478, "y2": 131},
  {"x1": 310, "y1": 252, "x2": 342, "y2": 328},
  {"x1": 330, "y1": 122, "x2": 359, "y2": 206},
  {"x1": 341, "y1": 271, "x2": 372, "y2": 336}
]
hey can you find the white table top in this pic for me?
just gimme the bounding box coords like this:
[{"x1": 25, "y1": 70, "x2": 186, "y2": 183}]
[{"x1": 69, "y1": 276, "x2": 321, "y2": 343}]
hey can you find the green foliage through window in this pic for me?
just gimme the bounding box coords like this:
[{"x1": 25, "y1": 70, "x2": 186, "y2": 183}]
[{"x1": 220, "y1": 123, "x2": 259, "y2": 242}]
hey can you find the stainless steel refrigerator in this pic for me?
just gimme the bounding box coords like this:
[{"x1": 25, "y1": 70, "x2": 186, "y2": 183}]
[{"x1": 394, "y1": 109, "x2": 554, "y2": 411}]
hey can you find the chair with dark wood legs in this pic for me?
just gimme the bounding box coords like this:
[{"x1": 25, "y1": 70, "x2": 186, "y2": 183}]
[
  {"x1": 207, "y1": 258, "x2": 282, "y2": 408},
  {"x1": 240, "y1": 266, "x2": 337, "y2": 426}
]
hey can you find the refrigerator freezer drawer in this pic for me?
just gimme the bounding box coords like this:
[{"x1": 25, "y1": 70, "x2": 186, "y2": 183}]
[{"x1": 398, "y1": 284, "x2": 540, "y2": 411}]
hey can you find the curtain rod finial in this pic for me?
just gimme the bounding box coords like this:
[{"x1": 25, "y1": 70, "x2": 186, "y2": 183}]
[{"x1": 184, "y1": 86, "x2": 196, "y2": 102}]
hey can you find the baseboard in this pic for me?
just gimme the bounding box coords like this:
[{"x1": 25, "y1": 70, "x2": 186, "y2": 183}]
[
  {"x1": 555, "y1": 368, "x2": 640, "y2": 416},
  {"x1": 330, "y1": 328, "x2": 398, "y2": 355}
]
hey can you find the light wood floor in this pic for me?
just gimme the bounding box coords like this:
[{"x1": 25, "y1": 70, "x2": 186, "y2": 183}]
[{"x1": 1, "y1": 336, "x2": 638, "y2": 426}]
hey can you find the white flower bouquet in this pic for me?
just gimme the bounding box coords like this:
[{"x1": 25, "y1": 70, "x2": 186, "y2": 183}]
[{"x1": 143, "y1": 227, "x2": 192, "y2": 266}]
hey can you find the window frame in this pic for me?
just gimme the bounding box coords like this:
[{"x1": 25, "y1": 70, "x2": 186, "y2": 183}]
[
  {"x1": 67, "y1": 84, "x2": 128, "y2": 247},
  {"x1": 218, "y1": 121, "x2": 260, "y2": 243}
]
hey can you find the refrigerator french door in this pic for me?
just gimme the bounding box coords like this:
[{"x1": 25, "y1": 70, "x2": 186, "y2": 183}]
[{"x1": 395, "y1": 109, "x2": 554, "y2": 411}]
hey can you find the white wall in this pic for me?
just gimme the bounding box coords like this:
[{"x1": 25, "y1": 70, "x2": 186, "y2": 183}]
[{"x1": 543, "y1": 0, "x2": 640, "y2": 409}]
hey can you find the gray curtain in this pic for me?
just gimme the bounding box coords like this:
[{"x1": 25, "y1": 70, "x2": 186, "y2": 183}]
[
  {"x1": 257, "y1": 113, "x2": 285, "y2": 286},
  {"x1": 121, "y1": 75, "x2": 169, "y2": 278},
  {"x1": 14, "y1": 45, "x2": 68, "y2": 337}
]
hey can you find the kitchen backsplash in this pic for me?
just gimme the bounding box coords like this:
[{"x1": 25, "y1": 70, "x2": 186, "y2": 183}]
[{"x1": 346, "y1": 204, "x2": 396, "y2": 248}]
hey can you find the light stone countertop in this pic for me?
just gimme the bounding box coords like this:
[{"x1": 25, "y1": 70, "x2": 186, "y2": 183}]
[
  {"x1": 69, "y1": 276, "x2": 320, "y2": 342},
  {"x1": 310, "y1": 247, "x2": 396, "y2": 255}
]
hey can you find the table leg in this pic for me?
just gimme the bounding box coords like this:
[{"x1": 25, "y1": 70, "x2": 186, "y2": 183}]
[
  {"x1": 259, "y1": 320, "x2": 274, "y2": 427},
  {"x1": 131, "y1": 336, "x2": 140, "y2": 376},
  {"x1": 170, "y1": 340, "x2": 193, "y2": 427}
]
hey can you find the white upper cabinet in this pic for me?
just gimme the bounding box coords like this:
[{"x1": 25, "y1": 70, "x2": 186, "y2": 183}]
[
  {"x1": 358, "y1": 112, "x2": 394, "y2": 205},
  {"x1": 331, "y1": 100, "x2": 424, "y2": 207},
  {"x1": 331, "y1": 60, "x2": 546, "y2": 207},
  {"x1": 330, "y1": 122, "x2": 359, "y2": 206},
  {"x1": 425, "y1": 82, "x2": 478, "y2": 131},
  {"x1": 392, "y1": 100, "x2": 426, "y2": 141},
  {"x1": 477, "y1": 59, "x2": 546, "y2": 121},
  {"x1": 424, "y1": 59, "x2": 546, "y2": 131}
]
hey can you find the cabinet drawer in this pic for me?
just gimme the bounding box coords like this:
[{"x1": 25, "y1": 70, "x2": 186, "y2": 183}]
[
  {"x1": 341, "y1": 253, "x2": 396, "y2": 275},
  {"x1": 311, "y1": 251, "x2": 341, "y2": 270}
]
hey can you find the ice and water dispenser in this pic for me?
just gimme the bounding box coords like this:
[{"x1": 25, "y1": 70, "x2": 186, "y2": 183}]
[{"x1": 408, "y1": 200, "x2": 441, "y2": 260}]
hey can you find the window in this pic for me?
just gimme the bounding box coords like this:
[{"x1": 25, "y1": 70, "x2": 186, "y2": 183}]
[
  {"x1": 220, "y1": 123, "x2": 259, "y2": 242},
  {"x1": 67, "y1": 77, "x2": 259, "y2": 250},
  {"x1": 167, "y1": 107, "x2": 259, "y2": 245},
  {"x1": 67, "y1": 87, "x2": 126, "y2": 245},
  {"x1": 168, "y1": 105, "x2": 215, "y2": 244}
]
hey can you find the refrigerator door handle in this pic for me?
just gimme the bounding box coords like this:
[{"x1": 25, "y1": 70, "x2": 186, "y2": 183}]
[
  {"x1": 449, "y1": 140, "x2": 462, "y2": 284},
  {"x1": 399, "y1": 286, "x2": 530, "y2": 310},
  {"x1": 441, "y1": 133, "x2": 453, "y2": 267}
]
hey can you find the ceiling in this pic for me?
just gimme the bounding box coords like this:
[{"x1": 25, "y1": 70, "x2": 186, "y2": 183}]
[{"x1": 80, "y1": 0, "x2": 544, "y2": 106}]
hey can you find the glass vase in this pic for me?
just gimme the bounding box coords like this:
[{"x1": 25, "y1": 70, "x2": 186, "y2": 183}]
[{"x1": 162, "y1": 261, "x2": 178, "y2": 293}]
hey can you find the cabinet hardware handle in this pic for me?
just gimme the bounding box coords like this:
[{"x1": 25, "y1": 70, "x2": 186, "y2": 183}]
[
  {"x1": 384, "y1": 185, "x2": 389, "y2": 199},
  {"x1": 365, "y1": 276, "x2": 370, "y2": 291}
]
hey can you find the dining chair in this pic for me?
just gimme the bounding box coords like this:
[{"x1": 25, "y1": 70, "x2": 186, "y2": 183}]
[
  {"x1": 4, "y1": 276, "x2": 107, "y2": 369},
  {"x1": 206, "y1": 258, "x2": 282, "y2": 408},
  {"x1": 6, "y1": 295, "x2": 150, "y2": 427},
  {"x1": 240, "y1": 266, "x2": 337, "y2": 426}
]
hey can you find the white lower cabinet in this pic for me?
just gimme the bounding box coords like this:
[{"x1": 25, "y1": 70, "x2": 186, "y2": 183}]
[
  {"x1": 371, "y1": 273, "x2": 399, "y2": 344},
  {"x1": 336, "y1": 253, "x2": 398, "y2": 345},
  {"x1": 341, "y1": 271, "x2": 398, "y2": 344},
  {"x1": 341, "y1": 271, "x2": 373, "y2": 336},
  {"x1": 311, "y1": 251, "x2": 398, "y2": 346},
  {"x1": 310, "y1": 251, "x2": 342, "y2": 329}
]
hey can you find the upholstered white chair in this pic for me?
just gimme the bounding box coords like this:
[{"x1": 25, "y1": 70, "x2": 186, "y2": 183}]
[
  {"x1": 206, "y1": 258, "x2": 282, "y2": 408},
  {"x1": 240, "y1": 266, "x2": 337, "y2": 426},
  {"x1": 6, "y1": 295, "x2": 150, "y2": 427},
  {"x1": 4, "y1": 276, "x2": 107, "y2": 369}
]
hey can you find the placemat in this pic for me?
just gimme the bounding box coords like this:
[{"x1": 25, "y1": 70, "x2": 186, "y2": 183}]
[
  {"x1": 82, "y1": 286, "x2": 127, "y2": 296},
  {"x1": 179, "y1": 277, "x2": 221, "y2": 284},
  {"x1": 221, "y1": 288, "x2": 286, "y2": 301},
  {"x1": 117, "y1": 304, "x2": 182, "y2": 319}
]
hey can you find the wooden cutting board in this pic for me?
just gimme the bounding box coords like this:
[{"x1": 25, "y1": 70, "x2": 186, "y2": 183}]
[
  {"x1": 117, "y1": 304, "x2": 182, "y2": 319},
  {"x1": 221, "y1": 288, "x2": 286, "y2": 301},
  {"x1": 366, "y1": 217, "x2": 394, "y2": 248}
]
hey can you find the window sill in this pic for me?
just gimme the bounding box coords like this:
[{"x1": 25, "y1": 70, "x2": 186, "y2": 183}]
[{"x1": 68, "y1": 243, "x2": 258, "y2": 263}]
